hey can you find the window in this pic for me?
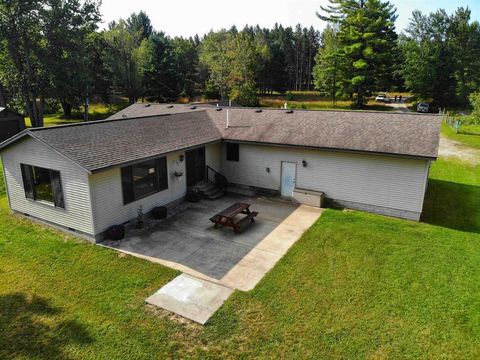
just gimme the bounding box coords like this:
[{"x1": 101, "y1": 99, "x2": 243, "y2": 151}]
[
  {"x1": 226, "y1": 143, "x2": 239, "y2": 162},
  {"x1": 20, "y1": 164, "x2": 65, "y2": 208},
  {"x1": 121, "y1": 157, "x2": 168, "y2": 204}
]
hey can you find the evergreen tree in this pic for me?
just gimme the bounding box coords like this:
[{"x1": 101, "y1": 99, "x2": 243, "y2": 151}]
[
  {"x1": 313, "y1": 25, "x2": 343, "y2": 106},
  {"x1": 318, "y1": 0, "x2": 398, "y2": 107}
]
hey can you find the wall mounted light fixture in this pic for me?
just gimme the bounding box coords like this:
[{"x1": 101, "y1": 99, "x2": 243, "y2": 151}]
[
  {"x1": 302, "y1": 160, "x2": 308, "y2": 167},
  {"x1": 179, "y1": 154, "x2": 185, "y2": 162}
]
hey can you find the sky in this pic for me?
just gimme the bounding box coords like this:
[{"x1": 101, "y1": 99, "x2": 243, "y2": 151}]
[{"x1": 99, "y1": 0, "x2": 480, "y2": 37}]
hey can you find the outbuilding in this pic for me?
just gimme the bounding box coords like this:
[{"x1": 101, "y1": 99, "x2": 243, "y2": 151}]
[
  {"x1": 0, "y1": 107, "x2": 25, "y2": 143},
  {"x1": 0, "y1": 104, "x2": 441, "y2": 242}
]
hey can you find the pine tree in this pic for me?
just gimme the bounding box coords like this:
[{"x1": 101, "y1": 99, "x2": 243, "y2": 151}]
[{"x1": 318, "y1": 0, "x2": 398, "y2": 107}]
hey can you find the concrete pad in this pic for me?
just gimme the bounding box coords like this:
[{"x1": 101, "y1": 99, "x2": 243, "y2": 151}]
[{"x1": 146, "y1": 274, "x2": 233, "y2": 324}]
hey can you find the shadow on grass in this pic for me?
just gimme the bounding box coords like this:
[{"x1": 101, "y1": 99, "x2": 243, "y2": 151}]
[
  {"x1": 0, "y1": 293, "x2": 94, "y2": 359},
  {"x1": 422, "y1": 179, "x2": 480, "y2": 234}
]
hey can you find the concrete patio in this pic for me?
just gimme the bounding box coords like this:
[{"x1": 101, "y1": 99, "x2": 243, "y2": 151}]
[{"x1": 101, "y1": 195, "x2": 323, "y2": 291}]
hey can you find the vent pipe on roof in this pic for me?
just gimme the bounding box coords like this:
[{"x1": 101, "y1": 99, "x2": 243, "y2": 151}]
[{"x1": 226, "y1": 109, "x2": 230, "y2": 128}]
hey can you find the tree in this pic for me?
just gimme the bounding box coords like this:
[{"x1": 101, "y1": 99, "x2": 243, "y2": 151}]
[
  {"x1": 172, "y1": 37, "x2": 199, "y2": 98},
  {"x1": 227, "y1": 32, "x2": 260, "y2": 105},
  {"x1": 0, "y1": 0, "x2": 48, "y2": 127},
  {"x1": 104, "y1": 20, "x2": 142, "y2": 104},
  {"x1": 318, "y1": 0, "x2": 398, "y2": 107},
  {"x1": 126, "y1": 11, "x2": 153, "y2": 42},
  {"x1": 200, "y1": 30, "x2": 232, "y2": 100},
  {"x1": 138, "y1": 32, "x2": 179, "y2": 102},
  {"x1": 313, "y1": 25, "x2": 343, "y2": 106},
  {"x1": 42, "y1": 0, "x2": 101, "y2": 118},
  {"x1": 400, "y1": 8, "x2": 480, "y2": 107}
]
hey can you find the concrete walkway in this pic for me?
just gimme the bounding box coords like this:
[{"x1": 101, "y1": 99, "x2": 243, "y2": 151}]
[
  {"x1": 102, "y1": 195, "x2": 323, "y2": 291},
  {"x1": 146, "y1": 274, "x2": 233, "y2": 324},
  {"x1": 102, "y1": 195, "x2": 323, "y2": 323}
]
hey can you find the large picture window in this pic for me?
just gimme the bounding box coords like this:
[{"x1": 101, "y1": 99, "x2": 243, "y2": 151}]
[
  {"x1": 20, "y1": 164, "x2": 65, "y2": 208},
  {"x1": 121, "y1": 157, "x2": 168, "y2": 204}
]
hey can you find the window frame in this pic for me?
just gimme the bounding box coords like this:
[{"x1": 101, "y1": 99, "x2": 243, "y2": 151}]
[
  {"x1": 121, "y1": 156, "x2": 169, "y2": 205},
  {"x1": 226, "y1": 143, "x2": 240, "y2": 162},
  {"x1": 20, "y1": 164, "x2": 65, "y2": 209}
]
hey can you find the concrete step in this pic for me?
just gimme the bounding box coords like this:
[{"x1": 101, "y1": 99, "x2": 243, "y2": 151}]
[{"x1": 207, "y1": 190, "x2": 224, "y2": 200}]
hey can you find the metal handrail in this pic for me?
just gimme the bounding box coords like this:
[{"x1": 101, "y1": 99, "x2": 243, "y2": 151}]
[{"x1": 206, "y1": 166, "x2": 228, "y2": 192}]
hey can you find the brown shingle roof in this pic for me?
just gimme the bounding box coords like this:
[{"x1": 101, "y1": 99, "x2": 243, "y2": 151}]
[
  {"x1": 0, "y1": 104, "x2": 441, "y2": 173},
  {"x1": 28, "y1": 111, "x2": 222, "y2": 172}
]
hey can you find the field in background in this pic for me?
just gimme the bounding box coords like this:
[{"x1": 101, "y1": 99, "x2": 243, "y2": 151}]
[
  {"x1": 259, "y1": 91, "x2": 402, "y2": 111},
  {"x1": 25, "y1": 101, "x2": 129, "y2": 128}
]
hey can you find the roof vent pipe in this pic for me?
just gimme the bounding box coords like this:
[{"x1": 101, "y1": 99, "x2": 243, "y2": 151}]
[{"x1": 226, "y1": 109, "x2": 230, "y2": 128}]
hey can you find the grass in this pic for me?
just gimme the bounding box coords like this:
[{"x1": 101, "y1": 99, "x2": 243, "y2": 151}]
[
  {"x1": 259, "y1": 92, "x2": 394, "y2": 112},
  {"x1": 25, "y1": 101, "x2": 129, "y2": 128},
  {"x1": 442, "y1": 123, "x2": 480, "y2": 149},
  {"x1": 1, "y1": 135, "x2": 479, "y2": 357}
]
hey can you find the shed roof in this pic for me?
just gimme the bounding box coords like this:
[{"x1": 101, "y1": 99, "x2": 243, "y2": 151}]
[{"x1": 0, "y1": 104, "x2": 441, "y2": 173}]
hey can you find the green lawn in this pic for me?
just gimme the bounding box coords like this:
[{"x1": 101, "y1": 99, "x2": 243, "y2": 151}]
[
  {"x1": 25, "y1": 101, "x2": 129, "y2": 128},
  {"x1": 259, "y1": 91, "x2": 393, "y2": 111},
  {"x1": 1, "y1": 147, "x2": 479, "y2": 358}
]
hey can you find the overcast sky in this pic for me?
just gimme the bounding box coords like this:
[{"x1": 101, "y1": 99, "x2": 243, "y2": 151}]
[{"x1": 99, "y1": 0, "x2": 480, "y2": 37}]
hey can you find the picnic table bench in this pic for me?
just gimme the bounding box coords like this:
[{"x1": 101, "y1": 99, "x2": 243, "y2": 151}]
[{"x1": 209, "y1": 202, "x2": 258, "y2": 233}]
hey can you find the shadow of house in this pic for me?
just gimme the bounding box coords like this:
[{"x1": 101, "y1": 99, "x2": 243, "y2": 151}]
[
  {"x1": 0, "y1": 293, "x2": 94, "y2": 359},
  {"x1": 422, "y1": 179, "x2": 480, "y2": 234}
]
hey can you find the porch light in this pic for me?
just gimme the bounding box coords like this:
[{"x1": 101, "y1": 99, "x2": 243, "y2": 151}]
[
  {"x1": 302, "y1": 160, "x2": 308, "y2": 167},
  {"x1": 179, "y1": 154, "x2": 185, "y2": 162}
]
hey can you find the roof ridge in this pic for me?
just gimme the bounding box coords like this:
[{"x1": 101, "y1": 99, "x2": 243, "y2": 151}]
[{"x1": 29, "y1": 110, "x2": 209, "y2": 132}]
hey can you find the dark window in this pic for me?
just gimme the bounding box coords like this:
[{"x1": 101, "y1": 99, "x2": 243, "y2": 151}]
[
  {"x1": 20, "y1": 164, "x2": 65, "y2": 208},
  {"x1": 226, "y1": 143, "x2": 239, "y2": 162},
  {"x1": 121, "y1": 157, "x2": 168, "y2": 205}
]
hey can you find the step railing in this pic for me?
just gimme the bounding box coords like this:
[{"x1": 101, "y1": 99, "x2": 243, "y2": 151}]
[{"x1": 206, "y1": 166, "x2": 228, "y2": 193}]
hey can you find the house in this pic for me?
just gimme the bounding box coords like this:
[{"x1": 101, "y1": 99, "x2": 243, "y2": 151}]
[
  {"x1": 0, "y1": 104, "x2": 441, "y2": 242},
  {"x1": 0, "y1": 107, "x2": 25, "y2": 143}
]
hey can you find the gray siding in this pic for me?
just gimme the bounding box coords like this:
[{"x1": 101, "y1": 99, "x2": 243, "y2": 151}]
[
  {"x1": 2, "y1": 137, "x2": 94, "y2": 234},
  {"x1": 90, "y1": 144, "x2": 222, "y2": 235},
  {"x1": 221, "y1": 143, "x2": 430, "y2": 217}
]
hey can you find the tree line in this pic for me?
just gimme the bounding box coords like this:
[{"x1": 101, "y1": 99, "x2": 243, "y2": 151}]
[
  {"x1": 313, "y1": 0, "x2": 480, "y2": 109},
  {"x1": 1, "y1": 0, "x2": 479, "y2": 127}
]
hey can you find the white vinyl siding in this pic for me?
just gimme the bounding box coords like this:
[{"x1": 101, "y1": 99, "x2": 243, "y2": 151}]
[
  {"x1": 205, "y1": 142, "x2": 222, "y2": 172},
  {"x1": 221, "y1": 143, "x2": 430, "y2": 214},
  {"x1": 2, "y1": 137, "x2": 94, "y2": 234},
  {"x1": 90, "y1": 144, "x2": 221, "y2": 235}
]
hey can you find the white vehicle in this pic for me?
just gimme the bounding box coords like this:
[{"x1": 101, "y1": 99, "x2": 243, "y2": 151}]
[
  {"x1": 417, "y1": 102, "x2": 429, "y2": 113},
  {"x1": 375, "y1": 94, "x2": 388, "y2": 102}
]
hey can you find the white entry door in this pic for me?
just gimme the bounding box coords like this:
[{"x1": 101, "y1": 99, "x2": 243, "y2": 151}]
[{"x1": 281, "y1": 162, "x2": 297, "y2": 197}]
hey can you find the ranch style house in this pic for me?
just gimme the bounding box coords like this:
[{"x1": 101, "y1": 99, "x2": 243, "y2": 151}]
[{"x1": 0, "y1": 104, "x2": 441, "y2": 242}]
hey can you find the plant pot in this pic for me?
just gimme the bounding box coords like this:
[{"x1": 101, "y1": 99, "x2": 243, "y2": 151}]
[
  {"x1": 186, "y1": 188, "x2": 201, "y2": 202},
  {"x1": 106, "y1": 225, "x2": 125, "y2": 241},
  {"x1": 174, "y1": 171, "x2": 184, "y2": 177},
  {"x1": 152, "y1": 206, "x2": 168, "y2": 220}
]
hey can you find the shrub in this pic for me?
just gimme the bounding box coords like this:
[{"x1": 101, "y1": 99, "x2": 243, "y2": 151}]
[
  {"x1": 468, "y1": 92, "x2": 480, "y2": 124},
  {"x1": 229, "y1": 83, "x2": 259, "y2": 107}
]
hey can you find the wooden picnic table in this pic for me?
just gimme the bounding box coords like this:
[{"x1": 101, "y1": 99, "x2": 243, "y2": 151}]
[{"x1": 210, "y1": 202, "x2": 258, "y2": 233}]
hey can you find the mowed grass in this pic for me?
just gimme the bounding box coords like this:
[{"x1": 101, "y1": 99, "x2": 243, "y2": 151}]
[
  {"x1": 25, "y1": 101, "x2": 129, "y2": 128},
  {"x1": 1, "y1": 148, "x2": 480, "y2": 357},
  {"x1": 442, "y1": 123, "x2": 480, "y2": 149},
  {"x1": 259, "y1": 91, "x2": 393, "y2": 111}
]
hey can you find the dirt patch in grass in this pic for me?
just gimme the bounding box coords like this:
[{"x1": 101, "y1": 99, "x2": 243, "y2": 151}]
[{"x1": 438, "y1": 136, "x2": 480, "y2": 165}]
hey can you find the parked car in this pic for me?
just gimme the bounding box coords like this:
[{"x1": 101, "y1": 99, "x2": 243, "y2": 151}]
[
  {"x1": 375, "y1": 94, "x2": 388, "y2": 103},
  {"x1": 417, "y1": 102, "x2": 430, "y2": 113}
]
